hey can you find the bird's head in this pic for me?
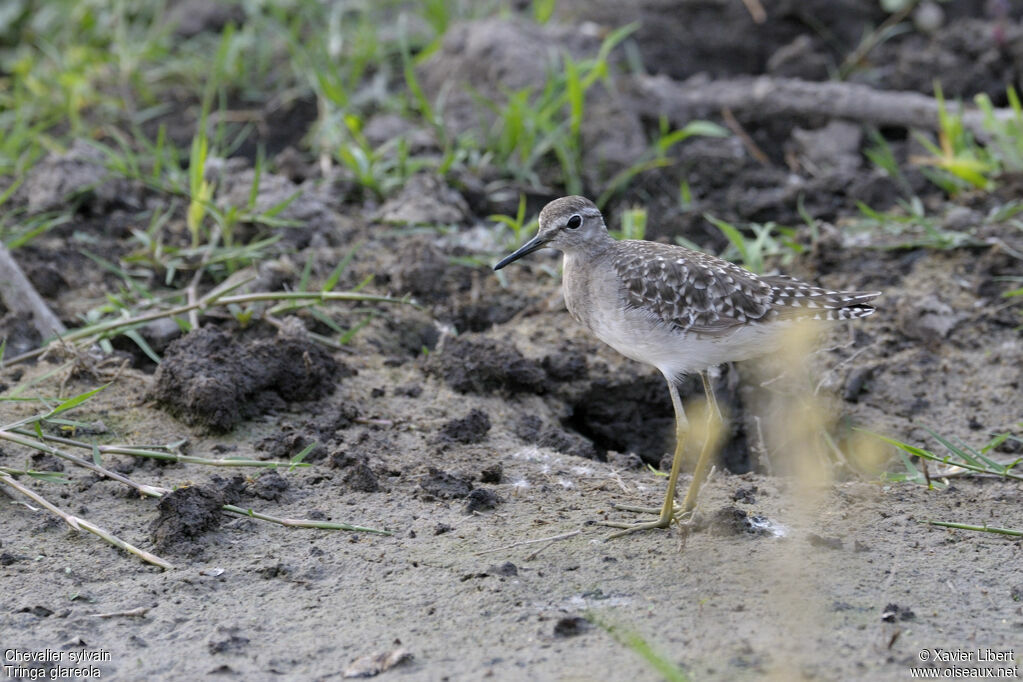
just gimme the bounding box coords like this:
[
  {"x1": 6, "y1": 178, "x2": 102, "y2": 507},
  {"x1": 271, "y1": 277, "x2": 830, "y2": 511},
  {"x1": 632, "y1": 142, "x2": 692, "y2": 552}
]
[{"x1": 493, "y1": 195, "x2": 608, "y2": 270}]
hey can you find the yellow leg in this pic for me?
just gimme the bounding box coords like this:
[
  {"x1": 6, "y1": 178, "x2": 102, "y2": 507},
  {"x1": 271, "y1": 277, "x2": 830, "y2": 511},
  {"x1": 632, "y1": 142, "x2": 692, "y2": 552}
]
[
  {"x1": 679, "y1": 371, "x2": 720, "y2": 515},
  {"x1": 603, "y1": 371, "x2": 722, "y2": 539},
  {"x1": 603, "y1": 377, "x2": 690, "y2": 539}
]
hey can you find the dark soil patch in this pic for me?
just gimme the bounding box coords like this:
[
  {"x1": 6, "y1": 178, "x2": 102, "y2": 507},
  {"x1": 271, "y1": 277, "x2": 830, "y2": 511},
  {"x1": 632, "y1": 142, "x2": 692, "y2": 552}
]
[
  {"x1": 392, "y1": 237, "x2": 474, "y2": 304},
  {"x1": 419, "y1": 467, "x2": 473, "y2": 500},
  {"x1": 148, "y1": 326, "x2": 350, "y2": 432},
  {"x1": 425, "y1": 335, "x2": 547, "y2": 395},
  {"x1": 246, "y1": 470, "x2": 289, "y2": 501},
  {"x1": 150, "y1": 477, "x2": 244, "y2": 553},
  {"x1": 565, "y1": 374, "x2": 677, "y2": 463},
  {"x1": 0, "y1": 311, "x2": 41, "y2": 358},
  {"x1": 515, "y1": 414, "x2": 598, "y2": 461},
  {"x1": 327, "y1": 450, "x2": 381, "y2": 493},
  {"x1": 464, "y1": 488, "x2": 500, "y2": 513},
  {"x1": 702, "y1": 505, "x2": 773, "y2": 537},
  {"x1": 439, "y1": 408, "x2": 492, "y2": 444}
]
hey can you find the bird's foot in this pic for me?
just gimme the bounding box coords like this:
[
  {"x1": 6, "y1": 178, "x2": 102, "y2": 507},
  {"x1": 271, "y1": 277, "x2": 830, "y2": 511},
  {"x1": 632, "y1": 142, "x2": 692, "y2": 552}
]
[
  {"x1": 602, "y1": 517, "x2": 671, "y2": 539},
  {"x1": 601, "y1": 502, "x2": 691, "y2": 540},
  {"x1": 611, "y1": 502, "x2": 671, "y2": 515}
]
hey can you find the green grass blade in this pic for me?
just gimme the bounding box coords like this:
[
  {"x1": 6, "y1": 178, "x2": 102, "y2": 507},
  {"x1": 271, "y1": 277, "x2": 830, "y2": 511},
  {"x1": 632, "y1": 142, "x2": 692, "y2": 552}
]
[
  {"x1": 926, "y1": 521, "x2": 1023, "y2": 537},
  {"x1": 704, "y1": 214, "x2": 750, "y2": 266},
  {"x1": 323, "y1": 242, "x2": 363, "y2": 292},
  {"x1": 289, "y1": 441, "x2": 318, "y2": 472},
  {"x1": 588, "y1": 614, "x2": 690, "y2": 682},
  {"x1": 49, "y1": 384, "x2": 109, "y2": 417}
]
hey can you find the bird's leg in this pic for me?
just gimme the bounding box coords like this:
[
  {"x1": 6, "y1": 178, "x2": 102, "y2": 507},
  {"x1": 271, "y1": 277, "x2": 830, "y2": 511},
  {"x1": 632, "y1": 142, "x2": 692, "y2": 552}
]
[
  {"x1": 678, "y1": 371, "x2": 721, "y2": 515},
  {"x1": 603, "y1": 378, "x2": 690, "y2": 538}
]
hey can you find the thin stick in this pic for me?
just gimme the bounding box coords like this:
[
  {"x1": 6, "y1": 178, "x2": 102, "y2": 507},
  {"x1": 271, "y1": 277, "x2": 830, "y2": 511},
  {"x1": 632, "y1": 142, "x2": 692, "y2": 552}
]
[
  {"x1": 7, "y1": 428, "x2": 299, "y2": 468},
  {"x1": 0, "y1": 243, "x2": 67, "y2": 339},
  {"x1": 474, "y1": 530, "x2": 581, "y2": 556},
  {"x1": 90, "y1": 607, "x2": 151, "y2": 618},
  {"x1": 221, "y1": 505, "x2": 391, "y2": 535},
  {"x1": 4, "y1": 429, "x2": 389, "y2": 535},
  {"x1": 1, "y1": 430, "x2": 169, "y2": 497},
  {"x1": 722, "y1": 107, "x2": 770, "y2": 166},
  {"x1": 925, "y1": 520, "x2": 1022, "y2": 537},
  {"x1": 740, "y1": 0, "x2": 766, "y2": 23},
  {"x1": 0, "y1": 472, "x2": 173, "y2": 569},
  {"x1": 354, "y1": 417, "x2": 394, "y2": 427},
  {"x1": 3, "y1": 290, "x2": 416, "y2": 366},
  {"x1": 627, "y1": 73, "x2": 1010, "y2": 140}
]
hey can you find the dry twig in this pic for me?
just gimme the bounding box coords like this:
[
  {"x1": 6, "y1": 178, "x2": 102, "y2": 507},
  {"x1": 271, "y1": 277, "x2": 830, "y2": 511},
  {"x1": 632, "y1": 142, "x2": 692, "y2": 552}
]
[
  {"x1": 0, "y1": 242, "x2": 67, "y2": 340},
  {"x1": 627, "y1": 74, "x2": 1009, "y2": 139}
]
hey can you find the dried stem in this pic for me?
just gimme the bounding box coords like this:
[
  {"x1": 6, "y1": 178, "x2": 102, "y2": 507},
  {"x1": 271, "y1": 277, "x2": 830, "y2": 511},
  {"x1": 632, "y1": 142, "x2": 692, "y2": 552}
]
[
  {"x1": 1, "y1": 429, "x2": 169, "y2": 497},
  {"x1": 0, "y1": 471, "x2": 173, "y2": 569},
  {"x1": 222, "y1": 505, "x2": 392, "y2": 535},
  {"x1": 3, "y1": 289, "x2": 415, "y2": 367},
  {"x1": 2, "y1": 429, "x2": 393, "y2": 548},
  {"x1": 7, "y1": 428, "x2": 300, "y2": 468},
  {"x1": 0, "y1": 242, "x2": 67, "y2": 339},
  {"x1": 475, "y1": 530, "x2": 581, "y2": 556},
  {"x1": 926, "y1": 520, "x2": 1023, "y2": 537}
]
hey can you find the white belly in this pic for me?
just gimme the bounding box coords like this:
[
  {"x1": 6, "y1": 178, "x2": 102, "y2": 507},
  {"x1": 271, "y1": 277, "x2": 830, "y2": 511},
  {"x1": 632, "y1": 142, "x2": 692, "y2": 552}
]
[{"x1": 586, "y1": 299, "x2": 786, "y2": 381}]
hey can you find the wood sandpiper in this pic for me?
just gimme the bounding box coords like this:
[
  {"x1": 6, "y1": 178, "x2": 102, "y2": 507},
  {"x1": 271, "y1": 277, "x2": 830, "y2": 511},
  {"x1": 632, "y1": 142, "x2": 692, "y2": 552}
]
[{"x1": 494, "y1": 196, "x2": 880, "y2": 538}]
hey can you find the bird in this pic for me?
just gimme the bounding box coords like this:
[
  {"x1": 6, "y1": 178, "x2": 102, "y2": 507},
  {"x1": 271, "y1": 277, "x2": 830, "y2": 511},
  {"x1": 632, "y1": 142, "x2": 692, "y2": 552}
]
[{"x1": 494, "y1": 196, "x2": 880, "y2": 538}]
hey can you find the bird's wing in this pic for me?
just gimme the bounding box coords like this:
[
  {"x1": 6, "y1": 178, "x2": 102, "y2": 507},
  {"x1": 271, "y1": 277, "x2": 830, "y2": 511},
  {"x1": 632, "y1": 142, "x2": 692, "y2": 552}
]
[
  {"x1": 759, "y1": 275, "x2": 881, "y2": 321},
  {"x1": 612, "y1": 243, "x2": 882, "y2": 333},
  {"x1": 612, "y1": 241, "x2": 774, "y2": 335}
]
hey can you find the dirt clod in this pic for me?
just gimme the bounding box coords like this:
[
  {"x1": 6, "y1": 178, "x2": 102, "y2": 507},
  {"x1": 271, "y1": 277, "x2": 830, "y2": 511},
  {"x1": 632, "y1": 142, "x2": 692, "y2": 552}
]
[
  {"x1": 419, "y1": 467, "x2": 472, "y2": 500},
  {"x1": 344, "y1": 462, "x2": 380, "y2": 493},
  {"x1": 426, "y1": 336, "x2": 546, "y2": 395},
  {"x1": 257, "y1": 431, "x2": 327, "y2": 463},
  {"x1": 515, "y1": 415, "x2": 598, "y2": 460},
  {"x1": 377, "y1": 172, "x2": 469, "y2": 226},
  {"x1": 149, "y1": 326, "x2": 348, "y2": 433},
  {"x1": 439, "y1": 409, "x2": 492, "y2": 444},
  {"x1": 732, "y1": 486, "x2": 758, "y2": 504},
  {"x1": 541, "y1": 351, "x2": 588, "y2": 382},
  {"x1": 247, "y1": 470, "x2": 289, "y2": 501},
  {"x1": 391, "y1": 237, "x2": 473, "y2": 304},
  {"x1": 208, "y1": 631, "x2": 250, "y2": 654},
  {"x1": 703, "y1": 506, "x2": 773, "y2": 537},
  {"x1": 480, "y1": 463, "x2": 503, "y2": 484},
  {"x1": 552, "y1": 616, "x2": 592, "y2": 638},
  {"x1": 464, "y1": 488, "x2": 500, "y2": 514},
  {"x1": 150, "y1": 479, "x2": 243, "y2": 552},
  {"x1": 843, "y1": 366, "x2": 874, "y2": 403},
  {"x1": 487, "y1": 561, "x2": 517, "y2": 577},
  {"x1": 0, "y1": 553, "x2": 22, "y2": 566}
]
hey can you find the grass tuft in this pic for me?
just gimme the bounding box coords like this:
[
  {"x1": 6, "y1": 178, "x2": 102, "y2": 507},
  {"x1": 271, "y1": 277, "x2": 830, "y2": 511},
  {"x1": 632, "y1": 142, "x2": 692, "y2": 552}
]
[{"x1": 863, "y1": 426, "x2": 1023, "y2": 489}]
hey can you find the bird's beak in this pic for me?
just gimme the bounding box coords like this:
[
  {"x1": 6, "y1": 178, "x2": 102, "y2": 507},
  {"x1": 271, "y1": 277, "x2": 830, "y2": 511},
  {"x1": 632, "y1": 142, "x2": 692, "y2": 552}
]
[{"x1": 493, "y1": 233, "x2": 548, "y2": 270}]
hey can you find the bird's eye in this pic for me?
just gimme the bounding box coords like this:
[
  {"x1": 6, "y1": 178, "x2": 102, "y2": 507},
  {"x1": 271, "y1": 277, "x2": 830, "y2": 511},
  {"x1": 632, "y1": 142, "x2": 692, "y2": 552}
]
[{"x1": 566, "y1": 214, "x2": 582, "y2": 229}]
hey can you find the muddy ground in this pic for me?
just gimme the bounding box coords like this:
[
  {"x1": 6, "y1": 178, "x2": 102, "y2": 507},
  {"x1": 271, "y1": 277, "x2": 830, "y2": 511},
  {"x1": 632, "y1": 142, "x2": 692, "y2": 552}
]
[{"x1": 2, "y1": 2, "x2": 1023, "y2": 681}]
